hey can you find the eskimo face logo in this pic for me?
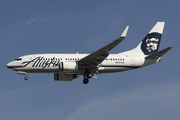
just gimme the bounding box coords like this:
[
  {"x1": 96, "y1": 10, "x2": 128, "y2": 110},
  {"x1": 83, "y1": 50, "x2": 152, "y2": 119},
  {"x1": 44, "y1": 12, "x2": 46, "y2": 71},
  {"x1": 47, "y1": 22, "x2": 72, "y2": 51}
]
[
  {"x1": 146, "y1": 37, "x2": 159, "y2": 52},
  {"x1": 141, "y1": 33, "x2": 161, "y2": 55}
]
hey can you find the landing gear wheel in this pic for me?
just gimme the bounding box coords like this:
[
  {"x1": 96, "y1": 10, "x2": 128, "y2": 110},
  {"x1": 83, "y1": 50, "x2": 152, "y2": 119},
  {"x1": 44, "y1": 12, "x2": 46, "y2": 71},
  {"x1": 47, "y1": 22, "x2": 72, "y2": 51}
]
[
  {"x1": 83, "y1": 78, "x2": 89, "y2": 84},
  {"x1": 24, "y1": 76, "x2": 28, "y2": 80}
]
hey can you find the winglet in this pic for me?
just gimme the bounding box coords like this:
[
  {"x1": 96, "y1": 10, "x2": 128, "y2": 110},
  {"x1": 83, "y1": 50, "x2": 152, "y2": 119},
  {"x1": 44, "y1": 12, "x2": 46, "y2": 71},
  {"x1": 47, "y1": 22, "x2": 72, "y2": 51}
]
[{"x1": 120, "y1": 26, "x2": 129, "y2": 38}]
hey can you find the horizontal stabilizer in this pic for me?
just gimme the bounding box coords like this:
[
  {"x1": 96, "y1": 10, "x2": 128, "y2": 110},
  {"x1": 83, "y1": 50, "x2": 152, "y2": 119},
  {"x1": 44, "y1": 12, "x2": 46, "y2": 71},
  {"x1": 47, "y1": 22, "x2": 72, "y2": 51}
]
[{"x1": 146, "y1": 47, "x2": 172, "y2": 59}]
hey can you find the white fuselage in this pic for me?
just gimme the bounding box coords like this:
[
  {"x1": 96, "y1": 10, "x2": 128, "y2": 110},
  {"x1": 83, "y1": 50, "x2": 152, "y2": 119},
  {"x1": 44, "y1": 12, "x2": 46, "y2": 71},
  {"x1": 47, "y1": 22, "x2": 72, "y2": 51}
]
[{"x1": 6, "y1": 53, "x2": 157, "y2": 75}]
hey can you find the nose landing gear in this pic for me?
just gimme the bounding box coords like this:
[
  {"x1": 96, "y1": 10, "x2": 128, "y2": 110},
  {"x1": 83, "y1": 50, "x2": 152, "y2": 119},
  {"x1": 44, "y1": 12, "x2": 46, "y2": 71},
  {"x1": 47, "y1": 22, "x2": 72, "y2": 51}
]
[
  {"x1": 24, "y1": 76, "x2": 28, "y2": 80},
  {"x1": 17, "y1": 71, "x2": 28, "y2": 80}
]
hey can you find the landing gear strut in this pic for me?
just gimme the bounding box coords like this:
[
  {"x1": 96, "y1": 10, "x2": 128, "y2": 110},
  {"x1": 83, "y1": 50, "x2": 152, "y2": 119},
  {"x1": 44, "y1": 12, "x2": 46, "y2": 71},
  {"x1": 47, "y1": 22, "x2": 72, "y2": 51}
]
[{"x1": 87, "y1": 72, "x2": 92, "y2": 78}]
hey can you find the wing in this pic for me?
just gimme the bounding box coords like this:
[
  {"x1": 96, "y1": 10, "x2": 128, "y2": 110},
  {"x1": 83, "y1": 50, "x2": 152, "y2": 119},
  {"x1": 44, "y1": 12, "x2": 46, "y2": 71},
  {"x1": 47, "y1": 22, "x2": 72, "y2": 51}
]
[{"x1": 78, "y1": 26, "x2": 129, "y2": 71}]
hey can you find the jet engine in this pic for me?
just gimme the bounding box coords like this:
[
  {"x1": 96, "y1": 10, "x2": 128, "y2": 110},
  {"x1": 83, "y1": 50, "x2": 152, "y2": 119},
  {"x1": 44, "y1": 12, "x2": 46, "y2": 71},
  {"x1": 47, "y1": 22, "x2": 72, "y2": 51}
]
[
  {"x1": 59, "y1": 62, "x2": 78, "y2": 72},
  {"x1": 54, "y1": 73, "x2": 77, "y2": 81}
]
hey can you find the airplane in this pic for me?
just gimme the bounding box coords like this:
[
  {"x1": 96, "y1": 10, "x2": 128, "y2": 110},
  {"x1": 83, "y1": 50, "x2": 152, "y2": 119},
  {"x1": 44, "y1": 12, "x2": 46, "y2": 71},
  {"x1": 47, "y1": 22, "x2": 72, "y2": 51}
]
[{"x1": 6, "y1": 22, "x2": 172, "y2": 84}]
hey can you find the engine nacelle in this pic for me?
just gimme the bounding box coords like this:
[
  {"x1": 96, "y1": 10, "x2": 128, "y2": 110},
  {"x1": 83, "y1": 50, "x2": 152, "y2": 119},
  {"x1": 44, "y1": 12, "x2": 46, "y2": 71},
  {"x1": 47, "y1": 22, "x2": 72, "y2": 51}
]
[
  {"x1": 54, "y1": 73, "x2": 77, "y2": 81},
  {"x1": 59, "y1": 62, "x2": 78, "y2": 72}
]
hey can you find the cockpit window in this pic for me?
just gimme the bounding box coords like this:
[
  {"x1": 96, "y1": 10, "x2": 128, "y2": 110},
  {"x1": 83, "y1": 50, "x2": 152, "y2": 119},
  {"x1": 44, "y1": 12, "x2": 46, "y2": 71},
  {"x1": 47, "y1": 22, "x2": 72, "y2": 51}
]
[{"x1": 15, "y1": 58, "x2": 22, "y2": 61}]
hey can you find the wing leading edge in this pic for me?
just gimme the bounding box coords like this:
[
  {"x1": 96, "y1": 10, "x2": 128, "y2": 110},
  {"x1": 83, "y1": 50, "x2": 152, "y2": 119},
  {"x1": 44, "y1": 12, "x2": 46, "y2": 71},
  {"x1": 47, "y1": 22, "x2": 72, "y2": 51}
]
[{"x1": 78, "y1": 26, "x2": 129, "y2": 70}]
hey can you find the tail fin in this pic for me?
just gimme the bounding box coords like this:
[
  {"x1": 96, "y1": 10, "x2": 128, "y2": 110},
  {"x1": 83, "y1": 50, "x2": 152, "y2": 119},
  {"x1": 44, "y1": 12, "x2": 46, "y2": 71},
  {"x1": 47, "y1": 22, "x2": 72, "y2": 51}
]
[
  {"x1": 121, "y1": 22, "x2": 165, "y2": 56},
  {"x1": 140, "y1": 22, "x2": 165, "y2": 55}
]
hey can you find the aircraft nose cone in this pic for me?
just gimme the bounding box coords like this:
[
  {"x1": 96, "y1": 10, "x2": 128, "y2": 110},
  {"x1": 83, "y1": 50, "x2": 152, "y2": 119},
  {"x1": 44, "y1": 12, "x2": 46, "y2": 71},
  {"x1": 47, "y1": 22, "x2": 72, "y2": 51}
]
[
  {"x1": 6, "y1": 62, "x2": 13, "y2": 68},
  {"x1": 6, "y1": 63, "x2": 11, "y2": 68}
]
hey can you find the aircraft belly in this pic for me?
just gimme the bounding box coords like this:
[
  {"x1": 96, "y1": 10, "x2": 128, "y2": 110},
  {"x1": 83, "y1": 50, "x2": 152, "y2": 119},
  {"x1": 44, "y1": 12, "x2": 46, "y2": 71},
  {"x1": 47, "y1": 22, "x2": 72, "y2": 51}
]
[
  {"x1": 17, "y1": 67, "x2": 83, "y2": 74},
  {"x1": 19, "y1": 68, "x2": 60, "y2": 73},
  {"x1": 98, "y1": 66, "x2": 133, "y2": 73}
]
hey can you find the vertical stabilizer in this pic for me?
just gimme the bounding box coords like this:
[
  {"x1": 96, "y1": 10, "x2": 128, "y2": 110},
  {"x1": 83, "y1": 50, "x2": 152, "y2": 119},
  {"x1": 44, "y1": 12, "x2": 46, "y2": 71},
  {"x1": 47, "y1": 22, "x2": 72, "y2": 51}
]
[
  {"x1": 120, "y1": 22, "x2": 165, "y2": 56},
  {"x1": 140, "y1": 22, "x2": 165, "y2": 55}
]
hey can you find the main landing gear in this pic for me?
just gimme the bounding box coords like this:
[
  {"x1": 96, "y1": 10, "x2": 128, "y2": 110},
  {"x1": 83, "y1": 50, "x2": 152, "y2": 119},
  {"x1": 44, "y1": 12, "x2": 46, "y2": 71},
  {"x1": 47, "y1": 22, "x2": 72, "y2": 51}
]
[
  {"x1": 83, "y1": 71, "x2": 92, "y2": 84},
  {"x1": 83, "y1": 78, "x2": 89, "y2": 84}
]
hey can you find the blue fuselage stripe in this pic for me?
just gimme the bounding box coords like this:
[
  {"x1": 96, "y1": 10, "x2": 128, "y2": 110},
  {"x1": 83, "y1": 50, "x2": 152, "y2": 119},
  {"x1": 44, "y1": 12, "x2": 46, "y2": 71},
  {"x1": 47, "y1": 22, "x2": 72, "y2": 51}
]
[{"x1": 99, "y1": 65, "x2": 140, "y2": 69}]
